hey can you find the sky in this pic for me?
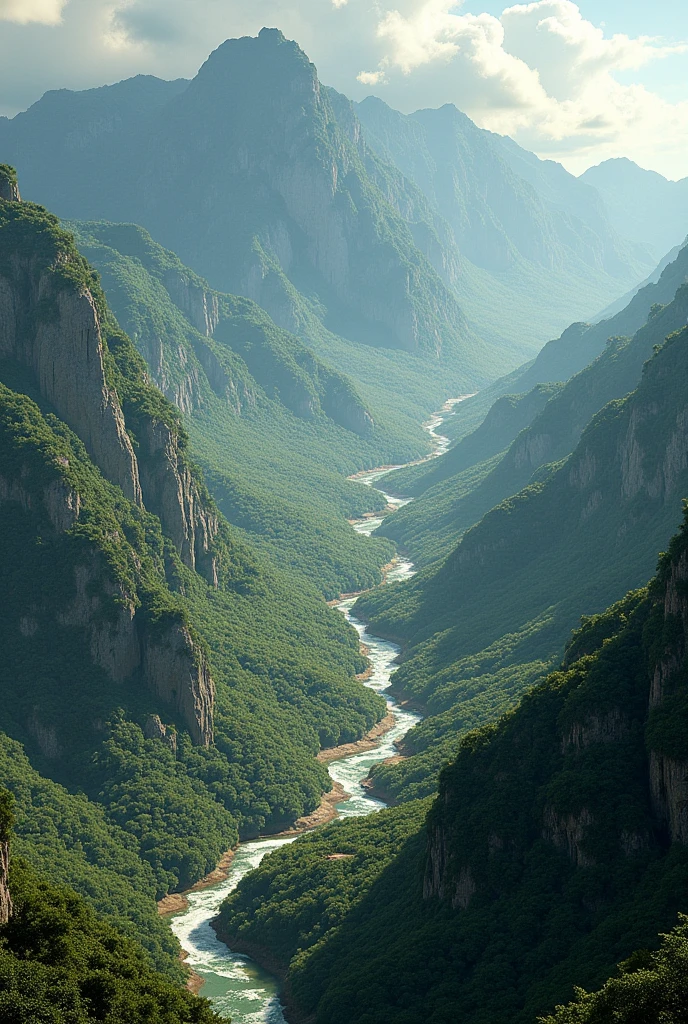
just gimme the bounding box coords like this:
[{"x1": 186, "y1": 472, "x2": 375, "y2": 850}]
[{"x1": 1, "y1": 0, "x2": 687, "y2": 178}]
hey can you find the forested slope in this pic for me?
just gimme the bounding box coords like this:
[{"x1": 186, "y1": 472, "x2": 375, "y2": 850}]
[
  {"x1": 438, "y1": 239, "x2": 688, "y2": 448},
  {"x1": 378, "y1": 279, "x2": 688, "y2": 567},
  {"x1": 0, "y1": 789, "x2": 222, "y2": 1022},
  {"x1": 71, "y1": 219, "x2": 400, "y2": 598},
  {"x1": 219, "y1": 503, "x2": 688, "y2": 1024},
  {"x1": 0, "y1": 178, "x2": 387, "y2": 978},
  {"x1": 356, "y1": 321, "x2": 688, "y2": 800}
]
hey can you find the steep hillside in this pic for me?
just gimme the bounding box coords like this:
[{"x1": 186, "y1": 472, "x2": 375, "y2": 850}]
[
  {"x1": 438, "y1": 238, "x2": 688, "y2": 449},
  {"x1": 70, "y1": 220, "x2": 401, "y2": 598},
  {"x1": 220, "y1": 504, "x2": 688, "y2": 1024},
  {"x1": 582, "y1": 158, "x2": 688, "y2": 259},
  {"x1": 356, "y1": 322, "x2": 688, "y2": 800},
  {"x1": 379, "y1": 280, "x2": 688, "y2": 567},
  {"x1": 383, "y1": 381, "x2": 562, "y2": 500},
  {"x1": 0, "y1": 181, "x2": 388, "y2": 974},
  {"x1": 0, "y1": 789, "x2": 222, "y2": 1022},
  {"x1": 355, "y1": 97, "x2": 653, "y2": 349}
]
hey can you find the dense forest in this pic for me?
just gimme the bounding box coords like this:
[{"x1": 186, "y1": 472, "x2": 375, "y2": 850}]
[
  {"x1": 0, "y1": 788, "x2": 222, "y2": 1023},
  {"x1": 0, "y1": 187, "x2": 394, "y2": 979},
  {"x1": 219, "y1": 503, "x2": 688, "y2": 1023}
]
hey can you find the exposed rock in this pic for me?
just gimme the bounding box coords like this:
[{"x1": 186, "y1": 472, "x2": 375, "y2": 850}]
[
  {"x1": 143, "y1": 625, "x2": 215, "y2": 747},
  {"x1": 136, "y1": 418, "x2": 220, "y2": 585},
  {"x1": 143, "y1": 713, "x2": 178, "y2": 754},
  {"x1": 27, "y1": 713, "x2": 63, "y2": 760},
  {"x1": 0, "y1": 839, "x2": 12, "y2": 926},
  {"x1": 562, "y1": 709, "x2": 629, "y2": 752},
  {"x1": 648, "y1": 545, "x2": 688, "y2": 843},
  {"x1": 542, "y1": 805, "x2": 595, "y2": 866},
  {"x1": 164, "y1": 269, "x2": 220, "y2": 337},
  {"x1": 452, "y1": 866, "x2": 476, "y2": 910},
  {"x1": 0, "y1": 269, "x2": 142, "y2": 505},
  {"x1": 423, "y1": 825, "x2": 476, "y2": 909},
  {"x1": 650, "y1": 752, "x2": 688, "y2": 844},
  {"x1": 0, "y1": 168, "x2": 20, "y2": 203}
]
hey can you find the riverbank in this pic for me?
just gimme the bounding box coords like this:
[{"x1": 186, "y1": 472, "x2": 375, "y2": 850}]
[
  {"x1": 157, "y1": 712, "x2": 399, "y2": 916},
  {"x1": 162, "y1": 397, "x2": 466, "y2": 1022}
]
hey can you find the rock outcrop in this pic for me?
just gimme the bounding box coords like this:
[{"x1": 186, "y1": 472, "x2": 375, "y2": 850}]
[
  {"x1": 648, "y1": 542, "x2": 688, "y2": 842},
  {"x1": 0, "y1": 263, "x2": 142, "y2": 505},
  {"x1": 0, "y1": 164, "x2": 20, "y2": 203},
  {"x1": 0, "y1": 838, "x2": 11, "y2": 926},
  {"x1": 143, "y1": 626, "x2": 214, "y2": 747}
]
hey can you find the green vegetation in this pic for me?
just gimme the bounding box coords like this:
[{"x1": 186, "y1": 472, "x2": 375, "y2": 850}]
[
  {"x1": 216, "y1": 799, "x2": 431, "y2": 966},
  {"x1": 223, "y1": 505, "x2": 688, "y2": 1024},
  {"x1": 0, "y1": 197, "x2": 394, "y2": 979},
  {"x1": 0, "y1": 848, "x2": 222, "y2": 1022},
  {"x1": 542, "y1": 917, "x2": 688, "y2": 1024},
  {"x1": 378, "y1": 281, "x2": 688, "y2": 570},
  {"x1": 356, "y1": 323, "x2": 688, "y2": 801}
]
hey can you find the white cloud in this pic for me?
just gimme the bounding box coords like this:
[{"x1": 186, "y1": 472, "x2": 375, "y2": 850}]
[
  {"x1": 357, "y1": 0, "x2": 688, "y2": 176},
  {"x1": 357, "y1": 70, "x2": 386, "y2": 85},
  {"x1": 0, "y1": 0, "x2": 69, "y2": 23},
  {"x1": 0, "y1": 0, "x2": 687, "y2": 178}
]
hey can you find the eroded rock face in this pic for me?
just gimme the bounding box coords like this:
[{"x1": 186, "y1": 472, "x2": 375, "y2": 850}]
[
  {"x1": 0, "y1": 840, "x2": 12, "y2": 926},
  {"x1": 542, "y1": 806, "x2": 595, "y2": 867},
  {"x1": 163, "y1": 269, "x2": 220, "y2": 337},
  {"x1": 648, "y1": 546, "x2": 688, "y2": 842},
  {"x1": 136, "y1": 418, "x2": 220, "y2": 586},
  {"x1": 143, "y1": 625, "x2": 214, "y2": 747},
  {"x1": 0, "y1": 238, "x2": 222, "y2": 585},
  {"x1": 423, "y1": 825, "x2": 476, "y2": 909},
  {"x1": 0, "y1": 176, "x2": 20, "y2": 203},
  {"x1": 0, "y1": 268, "x2": 142, "y2": 505}
]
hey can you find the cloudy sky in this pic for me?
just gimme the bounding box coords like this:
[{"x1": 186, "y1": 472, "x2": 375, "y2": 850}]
[{"x1": 1, "y1": 0, "x2": 687, "y2": 178}]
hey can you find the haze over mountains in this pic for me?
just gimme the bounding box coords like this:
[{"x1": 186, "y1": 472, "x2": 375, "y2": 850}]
[
  {"x1": 0, "y1": 27, "x2": 672, "y2": 368},
  {"x1": 1, "y1": 21, "x2": 688, "y2": 1024}
]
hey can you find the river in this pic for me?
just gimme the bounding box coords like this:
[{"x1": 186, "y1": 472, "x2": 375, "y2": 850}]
[{"x1": 168, "y1": 397, "x2": 466, "y2": 1023}]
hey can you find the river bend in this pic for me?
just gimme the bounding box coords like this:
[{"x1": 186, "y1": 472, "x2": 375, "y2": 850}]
[{"x1": 168, "y1": 398, "x2": 465, "y2": 1022}]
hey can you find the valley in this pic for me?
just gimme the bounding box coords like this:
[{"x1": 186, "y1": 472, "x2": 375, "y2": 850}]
[
  {"x1": 164, "y1": 401, "x2": 462, "y2": 1022},
  {"x1": 1, "y1": 14, "x2": 688, "y2": 1024}
]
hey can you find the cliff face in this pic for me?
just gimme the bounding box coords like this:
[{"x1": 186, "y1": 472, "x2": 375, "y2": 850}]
[
  {"x1": 0, "y1": 429, "x2": 215, "y2": 747},
  {"x1": 0, "y1": 839, "x2": 11, "y2": 926},
  {"x1": 648, "y1": 542, "x2": 688, "y2": 843},
  {"x1": 136, "y1": 417, "x2": 221, "y2": 586},
  {"x1": 0, "y1": 191, "x2": 217, "y2": 746},
  {"x1": 0, "y1": 197, "x2": 223, "y2": 587},
  {"x1": 0, "y1": 258, "x2": 142, "y2": 504}
]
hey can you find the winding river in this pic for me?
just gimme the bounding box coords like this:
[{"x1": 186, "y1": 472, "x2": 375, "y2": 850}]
[{"x1": 168, "y1": 398, "x2": 466, "y2": 1023}]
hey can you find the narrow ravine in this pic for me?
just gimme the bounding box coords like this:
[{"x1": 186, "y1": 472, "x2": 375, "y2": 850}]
[{"x1": 168, "y1": 397, "x2": 468, "y2": 1023}]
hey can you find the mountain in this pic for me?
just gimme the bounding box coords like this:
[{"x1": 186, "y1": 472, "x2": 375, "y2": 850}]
[
  {"x1": 0, "y1": 178, "x2": 394, "y2": 976},
  {"x1": 216, "y1": 503, "x2": 688, "y2": 1024},
  {"x1": 378, "y1": 274, "x2": 688, "y2": 567},
  {"x1": 356, "y1": 319, "x2": 688, "y2": 801},
  {"x1": 355, "y1": 97, "x2": 654, "y2": 350},
  {"x1": 0, "y1": 32, "x2": 499, "y2": 377},
  {"x1": 581, "y1": 158, "x2": 688, "y2": 260}
]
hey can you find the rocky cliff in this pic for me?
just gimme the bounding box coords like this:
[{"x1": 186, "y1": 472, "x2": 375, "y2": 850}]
[
  {"x1": 0, "y1": 392, "x2": 215, "y2": 746},
  {"x1": 0, "y1": 186, "x2": 223, "y2": 586},
  {"x1": 0, "y1": 187, "x2": 217, "y2": 746}
]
